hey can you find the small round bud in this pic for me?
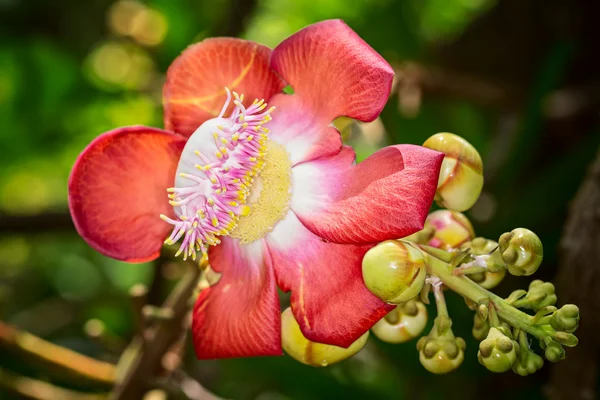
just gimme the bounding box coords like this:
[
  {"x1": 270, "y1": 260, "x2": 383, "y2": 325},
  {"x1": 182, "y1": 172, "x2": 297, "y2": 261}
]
[
  {"x1": 472, "y1": 313, "x2": 490, "y2": 341},
  {"x1": 424, "y1": 210, "x2": 475, "y2": 250},
  {"x1": 550, "y1": 304, "x2": 580, "y2": 333},
  {"x1": 553, "y1": 331, "x2": 579, "y2": 347},
  {"x1": 417, "y1": 335, "x2": 466, "y2": 374},
  {"x1": 362, "y1": 240, "x2": 426, "y2": 304},
  {"x1": 498, "y1": 228, "x2": 543, "y2": 276},
  {"x1": 423, "y1": 132, "x2": 484, "y2": 212},
  {"x1": 543, "y1": 340, "x2": 565, "y2": 362},
  {"x1": 372, "y1": 300, "x2": 428, "y2": 344},
  {"x1": 513, "y1": 350, "x2": 544, "y2": 376},
  {"x1": 478, "y1": 328, "x2": 518, "y2": 373},
  {"x1": 472, "y1": 270, "x2": 506, "y2": 290},
  {"x1": 281, "y1": 308, "x2": 368, "y2": 367}
]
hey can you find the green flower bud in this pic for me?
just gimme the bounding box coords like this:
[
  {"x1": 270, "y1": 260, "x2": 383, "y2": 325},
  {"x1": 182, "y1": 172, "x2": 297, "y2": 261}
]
[
  {"x1": 401, "y1": 227, "x2": 435, "y2": 244},
  {"x1": 477, "y1": 327, "x2": 519, "y2": 373},
  {"x1": 553, "y1": 331, "x2": 579, "y2": 347},
  {"x1": 362, "y1": 240, "x2": 426, "y2": 304},
  {"x1": 513, "y1": 280, "x2": 557, "y2": 311},
  {"x1": 543, "y1": 340, "x2": 565, "y2": 362},
  {"x1": 372, "y1": 300, "x2": 428, "y2": 344},
  {"x1": 473, "y1": 312, "x2": 490, "y2": 341},
  {"x1": 477, "y1": 270, "x2": 507, "y2": 290},
  {"x1": 513, "y1": 349, "x2": 544, "y2": 376},
  {"x1": 550, "y1": 304, "x2": 579, "y2": 333},
  {"x1": 498, "y1": 228, "x2": 543, "y2": 276},
  {"x1": 417, "y1": 335, "x2": 466, "y2": 374},
  {"x1": 423, "y1": 132, "x2": 484, "y2": 212},
  {"x1": 424, "y1": 210, "x2": 475, "y2": 250},
  {"x1": 281, "y1": 308, "x2": 368, "y2": 367}
]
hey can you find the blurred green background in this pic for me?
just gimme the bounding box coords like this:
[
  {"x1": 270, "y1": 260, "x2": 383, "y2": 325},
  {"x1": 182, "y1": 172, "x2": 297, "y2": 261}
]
[{"x1": 1, "y1": 0, "x2": 599, "y2": 399}]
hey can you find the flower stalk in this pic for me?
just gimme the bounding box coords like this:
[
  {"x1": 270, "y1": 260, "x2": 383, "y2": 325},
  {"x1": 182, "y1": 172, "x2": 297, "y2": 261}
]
[{"x1": 419, "y1": 248, "x2": 558, "y2": 342}]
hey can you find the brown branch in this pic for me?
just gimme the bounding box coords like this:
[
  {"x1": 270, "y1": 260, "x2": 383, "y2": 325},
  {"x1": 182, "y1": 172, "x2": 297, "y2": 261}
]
[
  {"x1": 0, "y1": 321, "x2": 116, "y2": 387},
  {"x1": 110, "y1": 260, "x2": 203, "y2": 400},
  {"x1": 0, "y1": 211, "x2": 73, "y2": 234},
  {"x1": 548, "y1": 146, "x2": 600, "y2": 400},
  {"x1": 0, "y1": 367, "x2": 108, "y2": 400}
]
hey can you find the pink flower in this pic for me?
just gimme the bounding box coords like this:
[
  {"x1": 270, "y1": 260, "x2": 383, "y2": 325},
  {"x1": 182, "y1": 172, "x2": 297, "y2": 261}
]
[{"x1": 68, "y1": 20, "x2": 443, "y2": 359}]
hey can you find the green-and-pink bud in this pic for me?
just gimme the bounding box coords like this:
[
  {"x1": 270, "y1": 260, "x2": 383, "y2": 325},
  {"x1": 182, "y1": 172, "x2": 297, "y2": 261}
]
[{"x1": 424, "y1": 210, "x2": 475, "y2": 250}]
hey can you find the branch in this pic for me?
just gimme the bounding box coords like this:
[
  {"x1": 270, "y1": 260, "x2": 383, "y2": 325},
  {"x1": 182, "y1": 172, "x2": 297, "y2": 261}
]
[
  {"x1": 0, "y1": 211, "x2": 73, "y2": 234},
  {"x1": 0, "y1": 321, "x2": 116, "y2": 387},
  {"x1": 0, "y1": 367, "x2": 108, "y2": 400},
  {"x1": 110, "y1": 260, "x2": 203, "y2": 400}
]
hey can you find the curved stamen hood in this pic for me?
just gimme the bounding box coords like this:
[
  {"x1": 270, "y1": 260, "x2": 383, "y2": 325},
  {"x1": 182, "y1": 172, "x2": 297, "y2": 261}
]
[{"x1": 161, "y1": 89, "x2": 275, "y2": 260}]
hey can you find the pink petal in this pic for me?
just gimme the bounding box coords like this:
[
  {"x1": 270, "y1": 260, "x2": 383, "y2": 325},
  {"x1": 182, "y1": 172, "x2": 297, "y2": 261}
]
[
  {"x1": 270, "y1": 19, "x2": 394, "y2": 124},
  {"x1": 266, "y1": 212, "x2": 394, "y2": 348},
  {"x1": 164, "y1": 38, "x2": 285, "y2": 137},
  {"x1": 292, "y1": 144, "x2": 444, "y2": 244},
  {"x1": 68, "y1": 126, "x2": 186, "y2": 262},
  {"x1": 268, "y1": 93, "x2": 342, "y2": 165},
  {"x1": 192, "y1": 238, "x2": 281, "y2": 359}
]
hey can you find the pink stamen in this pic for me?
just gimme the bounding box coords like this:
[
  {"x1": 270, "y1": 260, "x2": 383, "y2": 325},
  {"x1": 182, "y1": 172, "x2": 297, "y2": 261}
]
[{"x1": 160, "y1": 88, "x2": 275, "y2": 261}]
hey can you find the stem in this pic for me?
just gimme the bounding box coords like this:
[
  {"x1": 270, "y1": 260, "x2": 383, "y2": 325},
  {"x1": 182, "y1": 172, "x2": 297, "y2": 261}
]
[
  {"x1": 432, "y1": 282, "x2": 449, "y2": 317},
  {"x1": 0, "y1": 321, "x2": 116, "y2": 386},
  {"x1": 0, "y1": 367, "x2": 108, "y2": 400},
  {"x1": 424, "y1": 253, "x2": 553, "y2": 341},
  {"x1": 110, "y1": 260, "x2": 202, "y2": 400}
]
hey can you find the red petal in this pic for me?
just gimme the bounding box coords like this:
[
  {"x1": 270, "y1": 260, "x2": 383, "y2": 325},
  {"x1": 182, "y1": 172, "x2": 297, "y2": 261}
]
[
  {"x1": 164, "y1": 38, "x2": 285, "y2": 137},
  {"x1": 292, "y1": 144, "x2": 444, "y2": 244},
  {"x1": 266, "y1": 212, "x2": 393, "y2": 348},
  {"x1": 270, "y1": 19, "x2": 394, "y2": 123},
  {"x1": 268, "y1": 93, "x2": 342, "y2": 165},
  {"x1": 192, "y1": 238, "x2": 281, "y2": 359},
  {"x1": 68, "y1": 126, "x2": 186, "y2": 262}
]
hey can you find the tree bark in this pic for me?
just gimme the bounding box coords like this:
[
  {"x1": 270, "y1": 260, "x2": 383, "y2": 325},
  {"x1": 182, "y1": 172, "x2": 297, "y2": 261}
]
[{"x1": 548, "y1": 147, "x2": 600, "y2": 400}]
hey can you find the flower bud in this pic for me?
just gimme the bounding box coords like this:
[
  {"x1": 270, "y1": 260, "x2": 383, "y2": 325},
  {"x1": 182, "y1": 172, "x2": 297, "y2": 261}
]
[
  {"x1": 543, "y1": 340, "x2": 565, "y2": 362},
  {"x1": 472, "y1": 312, "x2": 490, "y2": 341},
  {"x1": 424, "y1": 210, "x2": 475, "y2": 250},
  {"x1": 550, "y1": 304, "x2": 579, "y2": 333},
  {"x1": 498, "y1": 228, "x2": 543, "y2": 276},
  {"x1": 469, "y1": 269, "x2": 506, "y2": 290},
  {"x1": 513, "y1": 280, "x2": 556, "y2": 311},
  {"x1": 362, "y1": 240, "x2": 426, "y2": 304},
  {"x1": 417, "y1": 335, "x2": 466, "y2": 374},
  {"x1": 553, "y1": 331, "x2": 579, "y2": 347},
  {"x1": 372, "y1": 300, "x2": 428, "y2": 344},
  {"x1": 478, "y1": 327, "x2": 519, "y2": 373},
  {"x1": 281, "y1": 308, "x2": 368, "y2": 367},
  {"x1": 513, "y1": 349, "x2": 544, "y2": 376},
  {"x1": 423, "y1": 132, "x2": 484, "y2": 212}
]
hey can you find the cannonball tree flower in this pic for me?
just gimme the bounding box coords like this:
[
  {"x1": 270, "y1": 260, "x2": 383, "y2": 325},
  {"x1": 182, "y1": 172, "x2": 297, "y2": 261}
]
[{"x1": 68, "y1": 20, "x2": 444, "y2": 359}]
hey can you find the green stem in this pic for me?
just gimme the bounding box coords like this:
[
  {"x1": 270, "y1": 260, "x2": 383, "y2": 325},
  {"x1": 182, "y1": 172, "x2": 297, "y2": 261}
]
[
  {"x1": 433, "y1": 283, "x2": 448, "y2": 317},
  {"x1": 423, "y1": 253, "x2": 553, "y2": 341}
]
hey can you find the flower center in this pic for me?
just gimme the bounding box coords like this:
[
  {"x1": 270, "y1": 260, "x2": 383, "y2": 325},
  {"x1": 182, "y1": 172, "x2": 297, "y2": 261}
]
[
  {"x1": 229, "y1": 140, "x2": 292, "y2": 243},
  {"x1": 160, "y1": 88, "x2": 276, "y2": 261}
]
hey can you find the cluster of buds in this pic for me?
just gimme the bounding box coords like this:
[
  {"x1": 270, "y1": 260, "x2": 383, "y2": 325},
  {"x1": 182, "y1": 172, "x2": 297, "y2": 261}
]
[
  {"x1": 359, "y1": 132, "x2": 580, "y2": 375},
  {"x1": 279, "y1": 132, "x2": 579, "y2": 373}
]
